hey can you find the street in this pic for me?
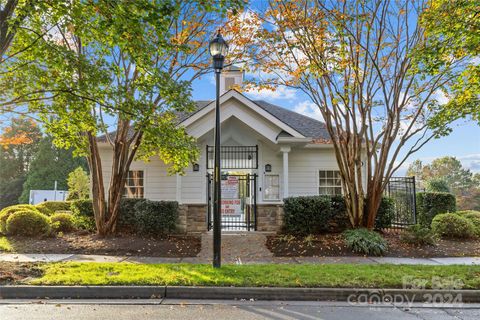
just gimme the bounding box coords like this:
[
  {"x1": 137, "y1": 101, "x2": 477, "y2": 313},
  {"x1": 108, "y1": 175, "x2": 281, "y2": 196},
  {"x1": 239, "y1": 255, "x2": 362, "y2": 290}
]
[{"x1": 1, "y1": 300, "x2": 479, "y2": 320}]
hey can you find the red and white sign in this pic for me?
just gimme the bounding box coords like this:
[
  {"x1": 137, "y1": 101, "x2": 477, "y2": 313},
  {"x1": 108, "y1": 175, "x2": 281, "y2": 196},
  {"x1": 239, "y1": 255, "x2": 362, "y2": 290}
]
[
  {"x1": 221, "y1": 199, "x2": 242, "y2": 215},
  {"x1": 221, "y1": 176, "x2": 239, "y2": 199}
]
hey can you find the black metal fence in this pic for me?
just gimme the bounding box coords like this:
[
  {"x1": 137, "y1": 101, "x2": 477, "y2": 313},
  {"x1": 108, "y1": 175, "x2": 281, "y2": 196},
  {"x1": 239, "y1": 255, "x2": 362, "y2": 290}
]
[
  {"x1": 384, "y1": 176, "x2": 417, "y2": 229},
  {"x1": 206, "y1": 145, "x2": 258, "y2": 169}
]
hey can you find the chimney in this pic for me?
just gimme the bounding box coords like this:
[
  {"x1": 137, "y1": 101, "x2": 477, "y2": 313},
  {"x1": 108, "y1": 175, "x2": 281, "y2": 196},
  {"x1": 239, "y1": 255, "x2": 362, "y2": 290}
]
[{"x1": 220, "y1": 65, "x2": 244, "y2": 95}]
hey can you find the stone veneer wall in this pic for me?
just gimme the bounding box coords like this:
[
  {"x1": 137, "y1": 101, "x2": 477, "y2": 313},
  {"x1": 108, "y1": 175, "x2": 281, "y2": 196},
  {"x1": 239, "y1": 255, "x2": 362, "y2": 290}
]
[
  {"x1": 256, "y1": 204, "x2": 284, "y2": 232},
  {"x1": 178, "y1": 204, "x2": 208, "y2": 233},
  {"x1": 178, "y1": 203, "x2": 284, "y2": 233}
]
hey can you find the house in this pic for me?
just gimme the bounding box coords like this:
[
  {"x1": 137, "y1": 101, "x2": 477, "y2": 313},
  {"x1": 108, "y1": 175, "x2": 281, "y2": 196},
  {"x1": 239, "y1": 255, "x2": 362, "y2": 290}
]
[{"x1": 98, "y1": 68, "x2": 367, "y2": 232}]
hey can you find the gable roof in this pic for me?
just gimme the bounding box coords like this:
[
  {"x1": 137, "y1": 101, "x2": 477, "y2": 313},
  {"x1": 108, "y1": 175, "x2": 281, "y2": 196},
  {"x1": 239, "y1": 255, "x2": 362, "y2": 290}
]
[{"x1": 98, "y1": 92, "x2": 331, "y2": 143}]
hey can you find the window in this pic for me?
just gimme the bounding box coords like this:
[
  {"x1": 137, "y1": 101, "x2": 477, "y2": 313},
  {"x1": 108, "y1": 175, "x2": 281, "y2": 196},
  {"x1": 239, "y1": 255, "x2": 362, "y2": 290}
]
[
  {"x1": 319, "y1": 170, "x2": 342, "y2": 195},
  {"x1": 264, "y1": 174, "x2": 280, "y2": 200},
  {"x1": 124, "y1": 170, "x2": 144, "y2": 198}
]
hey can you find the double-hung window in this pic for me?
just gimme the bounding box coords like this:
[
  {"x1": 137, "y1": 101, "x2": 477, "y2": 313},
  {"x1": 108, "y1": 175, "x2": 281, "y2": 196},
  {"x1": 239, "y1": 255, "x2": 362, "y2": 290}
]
[
  {"x1": 319, "y1": 170, "x2": 342, "y2": 195},
  {"x1": 264, "y1": 174, "x2": 280, "y2": 200},
  {"x1": 124, "y1": 170, "x2": 144, "y2": 198}
]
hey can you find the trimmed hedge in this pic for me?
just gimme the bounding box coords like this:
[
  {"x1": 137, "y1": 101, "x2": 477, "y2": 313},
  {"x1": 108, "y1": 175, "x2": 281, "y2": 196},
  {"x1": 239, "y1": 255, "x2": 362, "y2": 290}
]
[
  {"x1": 50, "y1": 212, "x2": 75, "y2": 233},
  {"x1": 70, "y1": 199, "x2": 95, "y2": 231},
  {"x1": 458, "y1": 210, "x2": 480, "y2": 237},
  {"x1": 36, "y1": 201, "x2": 71, "y2": 216},
  {"x1": 118, "y1": 198, "x2": 146, "y2": 232},
  {"x1": 6, "y1": 210, "x2": 51, "y2": 237},
  {"x1": 282, "y1": 195, "x2": 394, "y2": 235},
  {"x1": 134, "y1": 200, "x2": 178, "y2": 235},
  {"x1": 417, "y1": 192, "x2": 456, "y2": 227},
  {"x1": 0, "y1": 204, "x2": 40, "y2": 234},
  {"x1": 375, "y1": 197, "x2": 395, "y2": 230},
  {"x1": 431, "y1": 213, "x2": 476, "y2": 239}
]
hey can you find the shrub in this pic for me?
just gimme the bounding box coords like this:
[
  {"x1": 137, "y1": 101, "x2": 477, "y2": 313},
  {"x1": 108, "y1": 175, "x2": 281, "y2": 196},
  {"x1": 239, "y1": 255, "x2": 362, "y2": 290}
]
[
  {"x1": 6, "y1": 210, "x2": 51, "y2": 237},
  {"x1": 50, "y1": 212, "x2": 75, "y2": 233},
  {"x1": 35, "y1": 201, "x2": 71, "y2": 216},
  {"x1": 0, "y1": 204, "x2": 40, "y2": 234},
  {"x1": 282, "y1": 195, "x2": 395, "y2": 235},
  {"x1": 70, "y1": 199, "x2": 95, "y2": 231},
  {"x1": 431, "y1": 213, "x2": 476, "y2": 238},
  {"x1": 375, "y1": 197, "x2": 395, "y2": 229},
  {"x1": 457, "y1": 210, "x2": 480, "y2": 237},
  {"x1": 400, "y1": 225, "x2": 436, "y2": 246},
  {"x1": 417, "y1": 192, "x2": 456, "y2": 227},
  {"x1": 134, "y1": 200, "x2": 178, "y2": 235},
  {"x1": 343, "y1": 228, "x2": 388, "y2": 256},
  {"x1": 283, "y1": 196, "x2": 334, "y2": 235},
  {"x1": 118, "y1": 198, "x2": 146, "y2": 232}
]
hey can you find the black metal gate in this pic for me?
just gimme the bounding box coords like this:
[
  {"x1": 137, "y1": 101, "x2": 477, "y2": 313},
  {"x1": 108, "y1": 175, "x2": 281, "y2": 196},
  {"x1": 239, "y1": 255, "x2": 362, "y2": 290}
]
[
  {"x1": 384, "y1": 176, "x2": 417, "y2": 228},
  {"x1": 207, "y1": 173, "x2": 257, "y2": 231}
]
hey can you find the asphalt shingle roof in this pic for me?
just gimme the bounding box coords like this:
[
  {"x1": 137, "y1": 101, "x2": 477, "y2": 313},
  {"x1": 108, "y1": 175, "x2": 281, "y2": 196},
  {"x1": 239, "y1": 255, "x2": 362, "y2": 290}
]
[{"x1": 98, "y1": 95, "x2": 331, "y2": 143}]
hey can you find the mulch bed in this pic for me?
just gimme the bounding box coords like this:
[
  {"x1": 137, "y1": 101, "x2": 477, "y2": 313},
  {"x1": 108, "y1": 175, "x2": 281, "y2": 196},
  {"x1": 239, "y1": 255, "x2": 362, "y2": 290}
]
[
  {"x1": 267, "y1": 230, "x2": 480, "y2": 258},
  {"x1": 2, "y1": 232, "x2": 201, "y2": 257},
  {"x1": 0, "y1": 262, "x2": 43, "y2": 285}
]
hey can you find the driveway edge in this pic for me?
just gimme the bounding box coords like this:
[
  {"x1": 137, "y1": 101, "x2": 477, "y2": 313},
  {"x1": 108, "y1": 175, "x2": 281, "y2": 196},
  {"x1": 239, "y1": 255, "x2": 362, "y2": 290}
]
[{"x1": 0, "y1": 286, "x2": 479, "y2": 302}]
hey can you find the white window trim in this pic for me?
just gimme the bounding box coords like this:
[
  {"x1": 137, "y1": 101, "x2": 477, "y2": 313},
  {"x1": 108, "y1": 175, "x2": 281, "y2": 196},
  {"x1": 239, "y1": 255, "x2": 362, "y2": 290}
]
[
  {"x1": 263, "y1": 173, "x2": 281, "y2": 202},
  {"x1": 124, "y1": 169, "x2": 146, "y2": 199},
  {"x1": 317, "y1": 169, "x2": 343, "y2": 196}
]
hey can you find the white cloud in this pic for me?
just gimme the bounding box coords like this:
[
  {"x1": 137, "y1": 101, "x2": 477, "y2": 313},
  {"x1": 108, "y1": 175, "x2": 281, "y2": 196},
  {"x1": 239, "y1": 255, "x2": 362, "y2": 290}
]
[
  {"x1": 457, "y1": 154, "x2": 480, "y2": 173},
  {"x1": 432, "y1": 89, "x2": 450, "y2": 105},
  {"x1": 246, "y1": 86, "x2": 297, "y2": 101},
  {"x1": 292, "y1": 101, "x2": 323, "y2": 121}
]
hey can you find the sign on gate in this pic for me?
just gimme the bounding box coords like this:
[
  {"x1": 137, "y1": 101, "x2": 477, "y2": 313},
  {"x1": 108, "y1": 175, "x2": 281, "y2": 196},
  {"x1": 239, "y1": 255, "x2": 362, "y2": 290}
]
[{"x1": 221, "y1": 176, "x2": 241, "y2": 215}]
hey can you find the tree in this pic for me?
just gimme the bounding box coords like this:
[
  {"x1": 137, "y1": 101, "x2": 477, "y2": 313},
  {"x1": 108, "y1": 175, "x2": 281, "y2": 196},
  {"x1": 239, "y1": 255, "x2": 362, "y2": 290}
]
[
  {"x1": 0, "y1": 117, "x2": 41, "y2": 208},
  {"x1": 7, "y1": 0, "x2": 244, "y2": 235},
  {"x1": 425, "y1": 178, "x2": 450, "y2": 193},
  {"x1": 226, "y1": 1, "x2": 475, "y2": 228},
  {"x1": 66, "y1": 166, "x2": 90, "y2": 201},
  {"x1": 417, "y1": 0, "x2": 479, "y2": 127},
  {"x1": 18, "y1": 136, "x2": 88, "y2": 203}
]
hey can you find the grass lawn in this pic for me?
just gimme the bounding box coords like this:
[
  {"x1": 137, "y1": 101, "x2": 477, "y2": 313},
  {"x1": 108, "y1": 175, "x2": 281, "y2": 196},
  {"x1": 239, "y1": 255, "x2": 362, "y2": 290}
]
[
  {"x1": 0, "y1": 236, "x2": 12, "y2": 252},
  {"x1": 29, "y1": 262, "x2": 480, "y2": 289}
]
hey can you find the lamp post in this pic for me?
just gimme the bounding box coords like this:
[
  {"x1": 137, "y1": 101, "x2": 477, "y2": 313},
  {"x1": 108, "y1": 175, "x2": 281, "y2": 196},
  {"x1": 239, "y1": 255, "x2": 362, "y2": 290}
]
[{"x1": 209, "y1": 31, "x2": 228, "y2": 268}]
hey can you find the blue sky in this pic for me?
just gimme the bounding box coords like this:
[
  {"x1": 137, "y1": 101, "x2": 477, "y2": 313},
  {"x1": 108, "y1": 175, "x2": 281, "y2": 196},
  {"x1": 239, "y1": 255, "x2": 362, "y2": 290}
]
[{"x1": 190, "y1": 73, "x2": 480, "y2": 176}]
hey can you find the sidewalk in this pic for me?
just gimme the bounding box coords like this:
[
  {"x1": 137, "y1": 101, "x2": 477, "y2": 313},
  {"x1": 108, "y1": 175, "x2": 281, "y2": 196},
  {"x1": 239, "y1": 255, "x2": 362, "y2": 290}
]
[{"x1": 1, "y1": 252, "x2": 479, "y2": 265}]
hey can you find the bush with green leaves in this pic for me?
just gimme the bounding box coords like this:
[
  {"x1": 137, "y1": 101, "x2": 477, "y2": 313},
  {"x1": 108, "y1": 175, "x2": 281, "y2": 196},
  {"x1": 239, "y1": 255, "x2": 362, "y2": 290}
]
[
  {"x1": 70, "y1": 199, "x2": 95, "y2": 231},
  {"x1": 35, "y1": 201, "x2": 71, "y2": 216},
  {"x1": 0, "y1": 204, "x2": 40, "y2": 234},
  {"x1": 134, "y1": 200, "x2": 178, "y2": 235},
  {"x1": 343, "y1": 228, "x2": 388, "y2": 256},
  {"x1": 283, "y1": 196, "x2": 334, "y2": 235},
  {"x1": 400, "y1": 224, "x2": 436, "y2": 246},
  {"x1": 118, "y1": 198, "x2": 146, "y2": 232},
  {"x1": 431, "y1": 213, "x2": 476, "y2": 239},
  {"x1": 374, "y1": 197, "x2": 395, "y2": 229},
  {"x1": 457, "y1": 210, "x2": 480, "y2": 237},
  {"x1": 6, "y1": 210, "x2": 51, "y2": 237},
  {"x1": 283, "y1": 195, "x2": 394, "y2": 235},
  {"x1": 417, "y1": 192, "x2": 456, "y2": 227},
  {"x1": 50, "y1": 212, "x2": 75, "y2": 233}
]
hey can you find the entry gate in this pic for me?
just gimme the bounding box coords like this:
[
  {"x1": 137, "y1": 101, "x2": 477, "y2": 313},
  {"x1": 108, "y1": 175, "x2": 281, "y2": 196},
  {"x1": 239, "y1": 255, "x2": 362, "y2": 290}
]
[{"x1": 207, "y1": 173, "x2": 257, "y2": 231}]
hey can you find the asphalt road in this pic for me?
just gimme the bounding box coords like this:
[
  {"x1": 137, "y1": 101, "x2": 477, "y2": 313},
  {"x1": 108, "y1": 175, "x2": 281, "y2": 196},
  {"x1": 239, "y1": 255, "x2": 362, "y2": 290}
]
[{"x1": 1, "y1": 299, "x2": 479, "y2": 320}]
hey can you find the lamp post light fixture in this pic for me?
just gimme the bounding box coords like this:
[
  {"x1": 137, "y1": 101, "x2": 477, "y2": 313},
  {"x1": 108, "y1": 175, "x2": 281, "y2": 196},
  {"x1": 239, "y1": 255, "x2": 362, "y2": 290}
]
[{"x1": 209, "y1": 31, "x2": 228, "y2": 268}]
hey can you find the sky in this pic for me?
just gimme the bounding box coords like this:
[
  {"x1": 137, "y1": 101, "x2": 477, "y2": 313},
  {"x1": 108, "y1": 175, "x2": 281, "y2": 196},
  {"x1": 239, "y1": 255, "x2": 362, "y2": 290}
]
[{"x1": 190, "y1": 73, "x2": 480, "y2": 176}]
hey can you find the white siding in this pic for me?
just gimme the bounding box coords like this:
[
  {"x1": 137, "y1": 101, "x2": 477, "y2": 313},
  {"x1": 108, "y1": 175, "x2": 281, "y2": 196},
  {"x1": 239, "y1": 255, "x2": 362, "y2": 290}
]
[{"x1": 288, "y1": 148, "x2": 339, "y2": 197}]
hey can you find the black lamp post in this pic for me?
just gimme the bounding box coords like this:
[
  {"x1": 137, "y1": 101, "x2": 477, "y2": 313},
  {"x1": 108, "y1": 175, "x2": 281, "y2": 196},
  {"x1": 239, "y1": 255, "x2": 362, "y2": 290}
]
[{"x1": 209, "y1": 31, "x2": 228, "y2": 268}]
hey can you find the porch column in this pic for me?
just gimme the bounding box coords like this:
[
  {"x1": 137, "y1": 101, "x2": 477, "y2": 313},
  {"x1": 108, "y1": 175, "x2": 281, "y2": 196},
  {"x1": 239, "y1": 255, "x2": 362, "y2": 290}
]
[
  {"x1": 176, "y1": 173, "x2": 182, "y2": 204},
  {"x1": 280, "y1": 146, "x2": 291, "y2": 199}
]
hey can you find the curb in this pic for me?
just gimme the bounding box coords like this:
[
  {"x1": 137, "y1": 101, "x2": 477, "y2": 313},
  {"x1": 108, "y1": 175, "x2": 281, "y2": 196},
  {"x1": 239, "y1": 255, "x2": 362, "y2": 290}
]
[{"x1": 1, "y1": 286, "x2": 479, "y2": 302}]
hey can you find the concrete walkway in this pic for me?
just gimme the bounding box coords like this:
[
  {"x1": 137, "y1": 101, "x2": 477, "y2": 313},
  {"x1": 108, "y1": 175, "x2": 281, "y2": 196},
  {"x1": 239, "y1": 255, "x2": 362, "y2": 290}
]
[{"x1": 1, "y1": 232, "x2": 479, "y2": 265}]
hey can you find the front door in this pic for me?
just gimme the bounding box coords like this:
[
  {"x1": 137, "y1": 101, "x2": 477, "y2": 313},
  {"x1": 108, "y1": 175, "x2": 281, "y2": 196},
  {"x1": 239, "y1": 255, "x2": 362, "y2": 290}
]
[{"x1": 207, "y1": 173, "x2": 257, "y2": 231}]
